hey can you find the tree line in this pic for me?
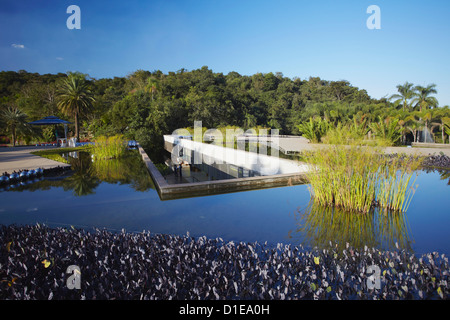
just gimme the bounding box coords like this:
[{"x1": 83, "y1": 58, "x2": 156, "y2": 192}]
[{"x1": 1, "y1": 67, "x2": 449, "y2": 150}]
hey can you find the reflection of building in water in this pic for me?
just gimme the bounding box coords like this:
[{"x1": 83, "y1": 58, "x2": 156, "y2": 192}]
[
  {"x1": 163, "y1": 157, "x2": 262, "y2": 184},
  {"x1": 61, "y1": 151, "x2": 79, "y2": 161},
  {"x1": 162, "y1": 134, "x2": 308, "y2": 184},
  {"x1": 192, "y1": 161, "x2": 260, "y2": 180}
]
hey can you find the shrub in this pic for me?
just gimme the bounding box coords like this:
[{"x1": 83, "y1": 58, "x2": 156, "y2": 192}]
[
  {"x1": 297, "y1": 117, "x2": 331, "y2": 143},
  {"x1": 92, "y1": 135, "x2": 127, "y2": 159}
]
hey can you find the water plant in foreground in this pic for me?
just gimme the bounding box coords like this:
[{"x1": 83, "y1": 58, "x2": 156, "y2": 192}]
[
  {"x1": 303, "y1": 144, "x2": 422, "y2": 214},
  {"x1": 1, "y1": 224, "x2": 448, "y2": 300}
]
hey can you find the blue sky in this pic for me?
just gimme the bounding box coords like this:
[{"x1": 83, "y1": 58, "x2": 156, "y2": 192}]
[{"x1": 1, "y1": 0, "x2": 449, "y2": 106}]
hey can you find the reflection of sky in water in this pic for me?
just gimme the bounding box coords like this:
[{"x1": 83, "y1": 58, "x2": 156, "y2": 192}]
[{"x1": 0, "y1": 169, "x2": 449, "y2": 256}]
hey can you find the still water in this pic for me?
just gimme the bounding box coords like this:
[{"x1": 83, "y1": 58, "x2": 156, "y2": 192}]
[{"x1": 1, "y1": 151, "x2": 449, "y2": 256}]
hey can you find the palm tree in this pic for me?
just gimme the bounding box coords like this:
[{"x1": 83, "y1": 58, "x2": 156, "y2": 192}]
[
  {"x1": 297, "y1": 117, "x2": 331, "y2": 143},
  {"x1": 412, "y1": 84, "x2": 438, "y2": 112},
  {"x1": 406, "y1": 122, "x2": 420, "y2": 143},
  {"x1": 389, "y1": 82, "x2": 415, "y2": 112},
  {"x1": 438, "y1": 170, "x2": 450, "y2": 185},
  {"x1": 434, "y1": 116, "x2": 450, "y2": 144},
  {"x1": 405, "y1": 111, "x2": 435, "y2": 143},
  {"x1": 369, "y1": 116, "x2": 402, "y2": 145},
  {"x1": 404, "y1": 113, "x2": 422, "y2": 143},
  {"x1": 1, "y1": 107, "x2": 30, "y2": 147},
  {"x1": 57, "y1": 72, "x2": 95, "y2": 140},
  {"x1": 445, "y1": 122, "x2": 450, "y2": 140},
  {"x1": 397, "y1": 118, "x2": 409, "y2": 145},
  {"x1": 420, "y1": 110, "x2": 433, "y2": 142},
  {"x1": 63, "y1": 153, "x2": 99, "y2": 196}
]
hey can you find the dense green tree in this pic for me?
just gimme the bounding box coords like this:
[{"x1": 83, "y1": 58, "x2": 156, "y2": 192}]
[
  {"x1": 127, "y1": 69, "x2": 152, "y2": 93},
  {"x1": 146, "y1": 77, "x2": 160, "y2": 101},
  {"x1": 2, "y1": 68, "x2": 450, "y2": 150},
  {"x1": 263, "y1": 72, "x2": 280, "y2": 91}
]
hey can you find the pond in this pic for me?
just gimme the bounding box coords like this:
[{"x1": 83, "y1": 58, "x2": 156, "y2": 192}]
[{"x1": 1, "y1": 150, "x2": 450, "y2": 256}]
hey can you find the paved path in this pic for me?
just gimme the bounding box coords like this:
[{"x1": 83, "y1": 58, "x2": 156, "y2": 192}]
[
  {"x1": 238, "y1": 135, "x2": 450, "y2": 156},
  {"x1": 0, "y1": 146, "x2": 70, "y2": 175},
  {"x1": 382, "y1": 146, "x2": 450, "y2": 156},
  {"x1": 2, "y1": 142, "x2": 449, "y2": 176}
]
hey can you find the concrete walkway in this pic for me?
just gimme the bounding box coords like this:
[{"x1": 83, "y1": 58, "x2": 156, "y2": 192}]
[
  {"x1": 0, "y1": 146, "x2": 70, "y2": 175},
  {"x1": 280, "y1": 143, "x2": 450, "y2": 157}
]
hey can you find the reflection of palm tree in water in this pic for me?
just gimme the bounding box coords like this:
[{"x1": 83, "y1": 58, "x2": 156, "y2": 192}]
[
  {"x1": 422, "y1": 168, "x2": 450, "y2": 186},
  {"x1": 438, "y1": 170, "x2": 450, "y2": 185},
  {"x1": 63, "y1": 152, "x2": 99, "y2": 196},
  {"x1": 62, "y1": 151, "x2": 155, "y2": 195},
  {"x1": 290, "y1": 201, "x2": 414, "y2": 253},
  {"x1": 92, "y1": 152, "x2": 156, "y2": 191},
  {"x1": 6, "y1": 150, "x2": 155, "y2": 196}
]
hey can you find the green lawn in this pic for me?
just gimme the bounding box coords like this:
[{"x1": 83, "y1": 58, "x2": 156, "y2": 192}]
[{"x1": 31, "y1": 146, "x2": 92, "y2": 164}]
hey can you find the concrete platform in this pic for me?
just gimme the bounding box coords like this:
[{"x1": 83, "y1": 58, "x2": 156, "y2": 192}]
[
  {"x1": 0, "y1": 146, "x2": 71, "y2": 174},
  {"x1": 138, "y1": 145, "x2": 308, "y2": 201}
]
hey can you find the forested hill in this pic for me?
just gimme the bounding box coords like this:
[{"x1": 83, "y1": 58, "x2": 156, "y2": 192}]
[{"x1": 0, "y1": 67, "x2": 389, "y2": 141}]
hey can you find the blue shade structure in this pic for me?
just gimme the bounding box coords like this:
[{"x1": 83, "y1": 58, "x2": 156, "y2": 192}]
[
  {"x1": 28, "y1": 116, "x2": 72, "y2": 146},
  {"x1": 28, "y1": 116, "x2": 72, "y2": 126}
]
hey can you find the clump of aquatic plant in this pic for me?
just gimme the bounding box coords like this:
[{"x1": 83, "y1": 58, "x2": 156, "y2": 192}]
[
  {"x1": 92, "y1": 135, "x2": 127, "y2": 159},
  {"x1": 375, "y1": 155, "x2": 420, "y2": 213},
  {"x1": 303, "y1": 142, "x2": 422, "y2": 214}
]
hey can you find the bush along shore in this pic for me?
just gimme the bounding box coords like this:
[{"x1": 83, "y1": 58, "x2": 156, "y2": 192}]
[{"x1": 1, "y1": 224, "x2": 448, "y2": 300}]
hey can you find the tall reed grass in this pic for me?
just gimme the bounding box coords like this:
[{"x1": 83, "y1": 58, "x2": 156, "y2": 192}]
[
  {"x1": 92, "y1": 135, "x2": 127, "y2": 159},
  {"x1": 303, "y1": 143, "x2": 421, "y2": 214}
]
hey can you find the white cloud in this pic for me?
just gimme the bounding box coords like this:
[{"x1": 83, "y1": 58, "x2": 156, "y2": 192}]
[
  {"x1": 11, "y1": 44, "x2": 25, "y2": 49},
  {"x1": 56, "y1": 57, "x2": 64, "y2": 61}
]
